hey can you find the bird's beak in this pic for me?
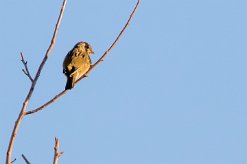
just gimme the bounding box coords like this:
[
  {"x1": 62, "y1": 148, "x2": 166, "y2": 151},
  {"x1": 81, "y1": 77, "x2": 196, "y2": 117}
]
[{"x1": 91, "y1": 49, "x2": 95, "y2": 54}]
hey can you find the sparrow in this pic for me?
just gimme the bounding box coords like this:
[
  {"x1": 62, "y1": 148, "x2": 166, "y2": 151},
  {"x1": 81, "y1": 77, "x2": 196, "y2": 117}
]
[{"x1": 63, "y1": 41, "x2": 94, "y2": 90}]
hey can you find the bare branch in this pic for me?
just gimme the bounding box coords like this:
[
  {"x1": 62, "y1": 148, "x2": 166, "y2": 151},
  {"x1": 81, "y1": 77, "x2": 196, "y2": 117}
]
[
  {"x1": 20, "y1": 52, "x2": 34, "y2": 82},
  {"x1": 53, "y1": 138, "x2": 63, "y2": 164},
  {"x1": 25, "y1": 90, "x2": 68, "y2": 115},
  {"x1": 77, "y1": 0, "x2": 140, "y2": 81},
  {"x1": 6, "y1": 1, "x2": 67, "y2": 163},
  {"x1": 25, "y1": 0, "x2": 140, "y2": 115},
  {"x1": 10, "y1": 158, "x2": 16, "y2": 163},
  {"x1": 21, "y1": 154, "x2": 31, "y2": 164},
  {"x1": 33, "y1": 0, "x2": 67, "y2": 83}
]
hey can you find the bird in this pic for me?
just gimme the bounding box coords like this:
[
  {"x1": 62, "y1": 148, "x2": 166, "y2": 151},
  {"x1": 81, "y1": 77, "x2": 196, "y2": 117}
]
[{"x1": 63, "y1": 41, "x2": 94, "y2": 90}]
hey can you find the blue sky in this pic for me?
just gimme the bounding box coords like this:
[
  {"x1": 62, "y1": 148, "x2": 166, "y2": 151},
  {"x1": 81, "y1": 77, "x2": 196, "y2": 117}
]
[{"x1": 1, "y1": 0, "x2": 246, "y2": 163}]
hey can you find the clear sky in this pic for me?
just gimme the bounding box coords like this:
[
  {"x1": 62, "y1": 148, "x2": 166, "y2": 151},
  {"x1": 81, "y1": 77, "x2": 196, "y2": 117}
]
[{"x1": 1, "y1": 0, "x2": 246, "y2": 164}]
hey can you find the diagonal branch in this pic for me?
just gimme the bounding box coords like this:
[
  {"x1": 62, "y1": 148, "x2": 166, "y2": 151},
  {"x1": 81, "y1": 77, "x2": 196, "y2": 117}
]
[
  {"x1": 53, "y1": 137, "x2": 63, "y2": 164},
  {"x1": 26, "y1": 90, "x2": 68, "y2": 115},
  {"x1": 25, "y1": 0, "x2": 140, "y2": 116},
  {"x1": 6, "y1": 0, "x2": 67, "y2": 163},
  {"x1": 77, "y1": 0, "x2": 140, "y2": 81},
  {"x1": 10, "y1": 158, "x2": 16, "y2": 163},
  {"x1": 21, "y1": 154, "x2": 31, "y2": 164},
  {"x1": 20, "y1": 52, "x2": 33, "y2": 82}
]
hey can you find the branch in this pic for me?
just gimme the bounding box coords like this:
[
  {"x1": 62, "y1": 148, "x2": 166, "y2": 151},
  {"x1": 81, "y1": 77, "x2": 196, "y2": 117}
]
[
  {"x1": 26, "y1": 90, "x2": 68, "y2": 115},
  {"x1": 20, "y1": 52, "x2": 33, "y2": 82},
  {"x1": 21, "y1": 154, "x2": 31, "y2": 164},
  {"x1": 53, "y1": 138, "x2": 63, "y2": 164},
  {"x1": 78, "y1": 0, "x2": 140, "y2": 81},
  {"x1": 6, "y1": 1, "x2": 67, "y2": 163},
  {"x1": 33, "y1": 0, "x2": 67, "y2": 83},
  {"x1": 25, "y1": 0, "x2": 140, "y2": 115},
  {"x1": 10, "y1": 158, "x2": 16, "y2": 163}
]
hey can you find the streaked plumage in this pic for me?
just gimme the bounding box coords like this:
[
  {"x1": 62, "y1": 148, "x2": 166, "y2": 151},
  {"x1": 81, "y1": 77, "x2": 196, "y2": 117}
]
[{"x1": 63, "y1": 42, "x2": 94, "y2": 90}]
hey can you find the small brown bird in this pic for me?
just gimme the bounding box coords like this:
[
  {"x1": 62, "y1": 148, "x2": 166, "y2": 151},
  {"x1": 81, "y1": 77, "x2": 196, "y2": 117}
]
[{"x1": 63, "y1": 42, "x2": 94, "y2": 90}]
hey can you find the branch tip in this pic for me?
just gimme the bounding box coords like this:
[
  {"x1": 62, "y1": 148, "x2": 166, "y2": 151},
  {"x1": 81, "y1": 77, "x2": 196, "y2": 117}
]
[
  {"x1": 21, "y1": 154, "x2": 31, "y2": 164},
  {"x1": 20, "y1": 52, "x2": 24, "y2": 61},
  {"x1": 53, "y1": 137, "x2": 63, "y2": 164},
  {"x1": 10, "y1": 158, "x2": 16, "y2": 163},
  {"x1": 20, "y1": 52, "x2": 34, "y2": 82}
]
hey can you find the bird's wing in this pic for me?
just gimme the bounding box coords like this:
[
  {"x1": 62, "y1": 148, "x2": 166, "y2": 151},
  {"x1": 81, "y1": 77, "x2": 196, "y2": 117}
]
[{"x1": 63, "y1": 50, "x2": 73, "y2": 68}]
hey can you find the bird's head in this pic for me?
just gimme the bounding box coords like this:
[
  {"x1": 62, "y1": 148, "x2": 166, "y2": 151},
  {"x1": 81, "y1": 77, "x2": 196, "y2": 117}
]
[{"x1": 75, "y1": 41, "x2": 94, "y2": 55}]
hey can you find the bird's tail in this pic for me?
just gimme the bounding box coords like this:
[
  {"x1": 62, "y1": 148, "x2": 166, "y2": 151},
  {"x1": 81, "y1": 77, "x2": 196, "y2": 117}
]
[{"x1": 65, "y1": 75, "x2": 76, "y2": 90}]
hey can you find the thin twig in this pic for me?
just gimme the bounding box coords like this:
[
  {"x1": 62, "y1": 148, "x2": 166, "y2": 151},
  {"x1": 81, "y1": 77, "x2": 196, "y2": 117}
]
[
  {"x1": 10, "y1": 158, "x2": 16, "y2": 163},
  {"x1": 26, "y1": 90, "x2": 68, "y2": 115},
  {"x1": 53, "y1": 138, "x2": 63, "y2": 164},
  {"x1": 20, "y1": 52, "x2": 33, "y2": 82},
  {"x1": 6, "y1": 1, "x2": 67, "y2": 163},
  {"x1": 21, "y1": 154, "x2": 31, "y2": 164},
  {"x1": 25, "y1": 0, "x2": 140, "y2": 116}
]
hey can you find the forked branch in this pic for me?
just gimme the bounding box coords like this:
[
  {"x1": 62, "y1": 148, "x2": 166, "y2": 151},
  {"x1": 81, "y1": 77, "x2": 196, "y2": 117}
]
[
  {"x1": 7, "y1": 1, "x2": 140, "y2": 164},
  {"x1": 21, "y1": 53, "x2": 33, "y2": 82},
  {"x1": 25, "y1": 0, "x2": 140, "y2": 116},
  {"x1": 6, "y1": 0, "x2": 67, "y2": 163}
]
